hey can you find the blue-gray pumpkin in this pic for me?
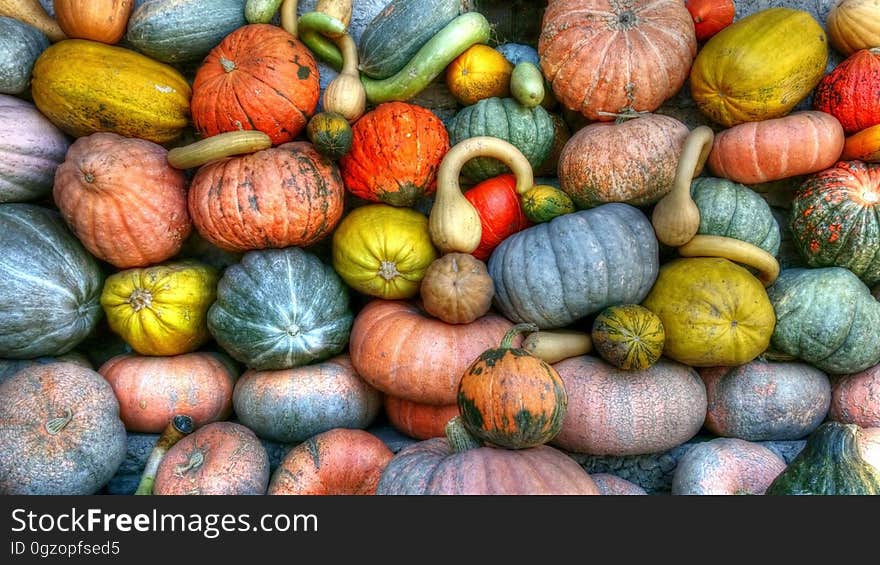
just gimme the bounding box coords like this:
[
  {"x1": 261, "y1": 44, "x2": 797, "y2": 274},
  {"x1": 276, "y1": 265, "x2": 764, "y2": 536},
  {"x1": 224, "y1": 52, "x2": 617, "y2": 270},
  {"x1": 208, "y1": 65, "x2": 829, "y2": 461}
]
[
  {"x1": 691, "y1": 177, "x2": 781, "y2": 255},
  {"x1": 0, "y1": 17, "x2": 49, "y2": 95}
]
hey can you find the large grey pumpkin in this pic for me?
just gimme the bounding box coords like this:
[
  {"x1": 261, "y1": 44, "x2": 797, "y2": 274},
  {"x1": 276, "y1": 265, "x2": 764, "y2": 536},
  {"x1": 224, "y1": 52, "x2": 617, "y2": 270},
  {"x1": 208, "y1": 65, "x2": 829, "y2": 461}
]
[
  {"x1": 768, "y1": 267, "x2": 880, "y2": 374},
  {"x1": 691, "y1": 177, "x2": 781, "y2": 255},
  {"x1": 0, "y1": 204, "x2": 103, "y2": 358},
  {"x1": 208, "y1": 247, "x2": 353, "y2": 371},
  {"x1": 0, "y1": 16, "x2": 49, "y2": 95},
  {"x1": 488, "y1": 203, "x2": 659, "y2": 329}
]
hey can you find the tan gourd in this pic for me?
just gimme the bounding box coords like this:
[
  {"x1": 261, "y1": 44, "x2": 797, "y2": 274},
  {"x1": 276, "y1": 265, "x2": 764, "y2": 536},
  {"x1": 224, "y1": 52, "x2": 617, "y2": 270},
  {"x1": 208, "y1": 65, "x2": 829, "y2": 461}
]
[
  {"x1": 316, "y1": 0, "x2": 351, "y2": 28},
  {"x1": 429, "y1": 136, "x2": 534, "y2": 254},
  {"x1": 280, "y1": 0, "x2": 298, "y2": 37},
  {"x1": 522, "y1": 330, "x2": 593, "y2": 364},
  {"x1": 678, "y1": 234, "x2": 780, "y2": 287},
  {"x1": 1, "y1": 0, "x2": 65, "y2": 41},
  {"x1": 323, "y1": 33, "x2": 366, "y2": 122},
  {"x1": 651, "y1": 125, "x2": 714, "y2": 247},
  {"x1": 167, "y1": 130, "x2": 272, "y2": 169}
]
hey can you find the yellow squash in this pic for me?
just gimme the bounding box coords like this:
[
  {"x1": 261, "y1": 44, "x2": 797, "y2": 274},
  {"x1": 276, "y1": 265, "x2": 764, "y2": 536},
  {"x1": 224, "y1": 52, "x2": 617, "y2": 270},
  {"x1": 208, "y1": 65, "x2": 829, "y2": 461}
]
[
  {"x1": 101, "y1": 261, "x2": 219, "y2": 356},
  {"x1": 332, "y1": 204, "x2": 438, "y2": 299},
  {"x1": 445, "y1": 44, "x2": 513, "y2": 106},
  {"x1": 641, "y1": 257, "x2": 775, "y2": 367},
  {"x1": 30, "y1": 39, "x2": 191, "y2": 143},
  {"x1": 689, "y1": 8, "x2": 827, "y2": 127}
]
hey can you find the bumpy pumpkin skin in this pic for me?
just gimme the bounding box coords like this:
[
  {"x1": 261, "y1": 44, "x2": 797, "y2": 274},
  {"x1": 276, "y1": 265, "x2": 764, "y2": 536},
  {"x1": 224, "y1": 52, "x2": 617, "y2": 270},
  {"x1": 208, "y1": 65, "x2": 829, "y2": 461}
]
[
  {"x1": 642, "y1": 257, "x2": 775, "y2": 367},
  {"x1": 700, "y1": 361, "x2": 832, "y2": 441},
  {"x1": 830, "y1": 365, "x2": 880, "y2": 428},
  {"x1": 154, "y1": 422, "x2": 270, "y2": 496},
  {"x1": 338, "y1": 102, "x2": 449, "y2": 207},
  {"x1": 384, "y1": 395, "x2": 460, "y2": 440},
  {"x1": 187, "y1": 141, "x2": 344, "y2": 253},
  {"x1": 691, "y1": 177, "x2": 781, "y2": 255},
  {"x1": 538, "y1": 0, "x2": 697, "y2": 121},
  {"x1": 419, "y1": 253, "x2": 494, "y2": 325},
  {"x1": 268, "y1": 428, "x2": 393, "y2": 495},
  {"x1": 100, "y1": 261, "x2": 219, "y2": 357},
  {"x1": 671, "y1": 437, "x2": 787, "y2": 495},
  {"x1": 191, "y1": 24, "x2": 319, "y2": 145},
  {"x1": 0, "y1": 363, "x2": 127, "y2": 495},
  {"x1": 590, "y1": 473, "x2": 648, "y2": 495},
  {"x1": 813, "y1": 48, "x2": 880, "y2": 134},
  {"x1": 233, "y1": 355, "x2": 382, "y2": 444},
  {"x1": 591, "y1": 304, "x2": 665, "y2": 371}
]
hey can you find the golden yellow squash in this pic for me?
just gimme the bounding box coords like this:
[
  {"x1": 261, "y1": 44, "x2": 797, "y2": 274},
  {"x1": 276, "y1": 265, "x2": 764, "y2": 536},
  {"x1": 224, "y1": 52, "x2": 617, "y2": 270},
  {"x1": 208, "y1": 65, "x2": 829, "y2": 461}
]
[
  {"x1": 101, "y1": 261, "x2": 219, "y2": 356},
  {"x1": 332, "y1": 204, "x2": 438, "y2": 299},
  {"x1": 30, "y1": 39, "x2": 191, "y2": 143},
  {"x1": 641, "y1": 257, "x2": 775, "y2": 367},
  {"x1": 689, "y1": 7, "x2": 827, "y2": 128},
  {"x1": 445, "y1": 44, "x2": 513, "y2": 106}
]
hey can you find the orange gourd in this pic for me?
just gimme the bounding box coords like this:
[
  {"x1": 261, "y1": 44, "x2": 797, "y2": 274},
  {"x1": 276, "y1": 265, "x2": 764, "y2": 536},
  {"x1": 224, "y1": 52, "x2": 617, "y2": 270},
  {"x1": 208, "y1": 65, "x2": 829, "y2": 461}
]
[{"x1": 53, "y1": 0, "x2": 133, "y2": 44}]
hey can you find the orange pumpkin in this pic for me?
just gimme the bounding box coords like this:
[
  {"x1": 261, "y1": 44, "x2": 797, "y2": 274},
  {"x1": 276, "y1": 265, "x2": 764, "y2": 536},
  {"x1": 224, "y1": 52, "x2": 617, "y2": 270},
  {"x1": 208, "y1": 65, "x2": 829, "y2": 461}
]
[
  {"x1": 842, "y1": 123, "x2": 880, "y2": 162},
  {"x1": 267, "y1": 429, "x2": 393, "y2": 495},
  {"x1": 53, "y1": 0, "x2": 134, "y2": 44},
  {"x1": 187, "y1": 141, "x2": 344, "y2": 253},
  {"x1": 383, "y1": 395, "x2": 460, "y2": 440},
  {"x1": 191, "y1": 24, "x2": 319, "y2": 145},
  {"x1": 538, "y1": 0, "x2": 697, "y2": 121},
  {"x1": 53, "y1": 132, "x2": 191, "y2": 268},
  {"x1": 419, "y1": 253, "x2": 495, "y2": 325},
  {"x1": 338, "y1": 102, "x2": 450, "y2": 207},
  {"x1": 813, "y1": 48, "x2": 880, "y2": 135}
]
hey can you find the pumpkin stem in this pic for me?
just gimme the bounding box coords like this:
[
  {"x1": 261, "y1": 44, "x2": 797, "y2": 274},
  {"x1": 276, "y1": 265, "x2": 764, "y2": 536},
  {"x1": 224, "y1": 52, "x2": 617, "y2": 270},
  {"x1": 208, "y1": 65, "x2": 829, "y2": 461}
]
[
  {"x1": 378, "y1": 260, "x2": 401, "y2": 281},
  {"x1": 45, "y1": 407, "x2": 73, "y2": 435},
  {"x1": 219, "y1": 56, "x2": 237, "y2": 73},
  {"x1": 135, "y1": 414, "x2": 195, "y2": 495},
  {"x1": 596, "y1": 109, "x2": 651, "y2": 124},
  {"x1": 127, "y1": 288, "x2": 153, "y2": 312},
  {"x1": 500, "y1": 323, "x2": 540, "y2": 349},
  {"x1": 445, "y1": 416, "x2": 483, "y2": 453}
]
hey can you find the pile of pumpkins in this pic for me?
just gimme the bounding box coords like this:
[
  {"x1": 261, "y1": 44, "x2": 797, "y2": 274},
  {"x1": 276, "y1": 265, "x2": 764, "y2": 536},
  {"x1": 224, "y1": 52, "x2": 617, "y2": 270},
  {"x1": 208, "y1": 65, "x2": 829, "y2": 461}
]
[{"x1": 1, "y1": 0, "x2": 879, "y2": 496}]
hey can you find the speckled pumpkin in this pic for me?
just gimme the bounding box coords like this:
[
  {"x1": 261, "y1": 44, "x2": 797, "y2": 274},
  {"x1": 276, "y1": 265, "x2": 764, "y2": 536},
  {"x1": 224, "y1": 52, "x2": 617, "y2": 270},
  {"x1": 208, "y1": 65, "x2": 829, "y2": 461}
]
[
  {"x1": 591, "y1": 304, "x2": 665, "y2": 371},
  {"x1": 671, "y1": 437, "x2": 787, "y2": 495},
  {"x1": 306, "y1": 111, "x2": 353, "y2": 160},
  {"x1": 830, "y1": 364, "x2": 880, "y2": 428}
]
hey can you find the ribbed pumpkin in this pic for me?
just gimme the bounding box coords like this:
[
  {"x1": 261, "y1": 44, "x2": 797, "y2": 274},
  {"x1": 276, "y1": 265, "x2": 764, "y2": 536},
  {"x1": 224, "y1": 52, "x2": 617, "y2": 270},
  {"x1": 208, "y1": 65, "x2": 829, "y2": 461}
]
[
  {"x1": 153, "y1": 422, "x2": 270, "y2": 495},
  {"x1": 98, "y1": 352, "x2": 237, "y2": 433},
  {"x1": 54, "y1": 0, "x2": 133, "y2": 44},
  {"x1": 306, "y1": 111, "x2": 353, "y2": 160},
  {"x1": 463, "y1": 173, "x2": 532, "y2": 261},
  {"x1": 332, "y1": 204, "x2": 438, "y2": 300},
  {"x1": 208, "y1": 247, "x2": 353, "y2": 371},
  {"x1": 187, "y1": 141, "x2": 344, "y2": 253},
  {"x1": 826, "y1": 0, "x2": 880, "y2": 57},
  {"x1": 551, "y1": 356, "x2": 707, "y2": 456},
  {"x1": 53, "y1": 132, "x2": 191, "y2": 268},
  {"x1": 0, "y1": 204, "x2": 102, "y2": 358},
  {"x1": 0, "y1": 15, "x2": 49, "y2": 95},
  {"x1": 376, "y1": 416, "x2": 600, "y2": 495},
  {"x1": 488, "y1": 203, "x2": 659, "y2": 329},
  {"x1": 419, "y1": 252, "x2": 494, "y2": 325},
  {"x1": 591, "y1": 304, "x2": 665, "y2": 371},
  {"x1": 0, "y1": 362, "x2": 127, "y2": 495},
  {"x1": 691, "y1": 177, "x2": 781, "y2": 255},
  {"x1": 559, "y1": 114, "x2": 689, "y2": 209},
  {"x1": 642, "y1": 258, "x2": 775, "y2": 367},
  {"x1": 768, "y1": 267, "x2": 880, "y2": 375},
  {"x1": 538, "y1": 0, "x2": 696, "y2": 121},
  {"x1": 268, "y1": 428, "x2": 393, "y2": 495},
  {"x1": 830, "y1": 364, "x2": 880, "y2": 428},
  {"x1": 0, "y1": 94, "x2": 70, "y2": 203},
  {"x1": 233, "y1": 355, "x2": 382, "y2": 444},
  {"x1": 125, "y1": 0, "x2": 246, "y2": 64},
  {"x1": 30, "y1": 39, "x2": 191, "y2": 143},
  {"x1": 384, "y1": 395, "x2": 460, "y2": 440},
  {"x1": 447, "y1": 97, "x2": 554, "y2": 183},
  {"x1": 191, "y1": 24, "x2": 319, "y2": 145},
  {"x1": 789, "y1": 160, "x2": 880, "y2": 286},
  {"x1": 457, "y1": 324, "x2": 568, "y2": 450},
  {"x1": 671, "y1": 437, "x2": 787, "y2": 495},
  {"x1": 446, "y1": 43, "x2": 514, "y2": 106},
  {"x1": 700, "y1": 361, "x2": 832, "y2": 441},
  {"x1": 100, "y1": 261, "x2": 219, "y2": 357},
  {"x1": 813, "y1": 48, "x2": 880, "y2": 135},
  {"x1": 689, "y1": 7, "x2": 828, "y2": 127},
  {"x1": 349, "y1": 299, "x2": 514, "y2": 405},
  {"x1": 338, "y1": 102, "x2": 449, "y2": 207}
]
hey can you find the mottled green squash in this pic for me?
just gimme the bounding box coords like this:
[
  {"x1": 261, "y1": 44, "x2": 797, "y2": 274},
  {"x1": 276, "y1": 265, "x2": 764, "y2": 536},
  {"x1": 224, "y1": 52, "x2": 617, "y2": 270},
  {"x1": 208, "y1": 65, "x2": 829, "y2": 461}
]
[
  {"x1": 691, "y1": 177, "x2": 781, "y2": 255},
  {"x1": 520, "y1": 184, "x2": 575, "y2": 223},
  {"x1": 591, "y1": 304, "x2": 665, "y2": 371}
]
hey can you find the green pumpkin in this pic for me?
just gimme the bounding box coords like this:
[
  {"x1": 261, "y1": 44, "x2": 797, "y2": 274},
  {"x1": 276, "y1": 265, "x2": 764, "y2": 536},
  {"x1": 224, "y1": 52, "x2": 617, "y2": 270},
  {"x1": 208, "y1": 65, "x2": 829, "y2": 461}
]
[
  {"x1": 592, "y1": 304, "x2": 665, "y2": 371},
  {"x1": 767, "y1": 267, "x2": 880, "y2": 374},
  {"x1": 0, "y1": 17, "x2": 49, "y2": 95},
  {"x1": 766, "y1": 421, "x2": 880, "y2": 495},
  {"x1": 208, "y1": 247, "x2": 353, "y2": 371},
  {"x1": 520, "y1": 184, "x2": 574, "y2": 223},
  {"x1": 691, "y1": 177, "x2": 781, "y2": 255},
  {"x1": 447, "y1": 97, "x2": 554, "y2": 183},
  {"x1": 0, "y1": 204, "x2": 103, "y2": 358},
  {"x1": 306, "y1": 112, "x2": 353, "y2": 160}
]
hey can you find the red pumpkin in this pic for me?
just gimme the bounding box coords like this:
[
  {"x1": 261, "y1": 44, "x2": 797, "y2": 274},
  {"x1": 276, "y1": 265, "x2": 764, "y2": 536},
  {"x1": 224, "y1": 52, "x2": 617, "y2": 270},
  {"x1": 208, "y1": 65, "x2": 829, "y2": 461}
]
[
  {"x1": 338, "y1": 102, "x2": 450, "y2": 207},
  {"x1": 831, "y1": 364, "x2": 880, "y2": 428},
  {"x1": 191, "y1": 24, "x2": 319, "y2": 145},
  {"x1": 685, "y1": 0, "x2": 735, "y2": 42},
  {"x1": 538, "y1": 0, "x2": 698, "y2": 121},
  {"x1": 813, "y1": 48, "x2": 880, "y2": 135},
  {"x1": 384, "y1": 395, "x2": 460, "y2": 440},
  {"x1": 53, "y1": 132, "x2": 191, "y2": 268},
  {"x1": 187, "y1": 141, "x2": 344, "y2": 252},
  {"x1": 463, "y1": 173, "x2": 532, "y2": 261},
  {"x1": 267, "y1": 429, "x2": 393, "y2": 495}
]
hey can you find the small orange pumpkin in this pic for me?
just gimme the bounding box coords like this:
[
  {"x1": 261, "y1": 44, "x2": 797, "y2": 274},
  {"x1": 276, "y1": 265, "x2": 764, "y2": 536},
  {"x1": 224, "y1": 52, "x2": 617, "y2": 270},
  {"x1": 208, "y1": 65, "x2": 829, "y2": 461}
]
[
  {"x1": 384, "y1": 395, "x2": 460, "y2": 441},
  {"x1": 842, "y1": 123, "x2": 880, "y2": 162},
  {"x1": 53, "y1": 0, "x2": 134, "y2": 44},
  {"x1": 419, "y1": 253, "x2": 494, "y2": 325}
]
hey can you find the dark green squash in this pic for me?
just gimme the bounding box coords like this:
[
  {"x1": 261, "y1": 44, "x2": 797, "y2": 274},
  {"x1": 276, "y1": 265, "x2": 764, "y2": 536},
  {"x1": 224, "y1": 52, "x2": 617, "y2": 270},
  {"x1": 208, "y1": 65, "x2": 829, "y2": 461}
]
[
  {"x1": 306, "y1": 111, "x2": 353, "y2": 160},
  {"x1": 767, "y1": 267, "x2": 880, "y2": 374},
  {"x1": 692, "y1": 177, "x2": 781, "y2": 255},
  {"x1": 0, "y1": 204, "x2": 103, "y2": 359},
  {"x1": 447, "y1": 96, "x2": 555, "y2": 183},
  {"x1": 0, "y1": 16, "x2": 49, "y2": 95},
  {"x1": 766, "y1": 421, "x2": 880, "y2": 495},
  {"x1": 207, "y1": 247, "x2": 353, "y2": 371}
]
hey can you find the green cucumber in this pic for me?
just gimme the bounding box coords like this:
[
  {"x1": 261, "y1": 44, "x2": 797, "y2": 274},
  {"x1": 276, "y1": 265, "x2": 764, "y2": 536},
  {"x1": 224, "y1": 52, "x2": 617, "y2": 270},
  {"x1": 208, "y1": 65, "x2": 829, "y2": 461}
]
[
  {"x1": 245, "y1": 0, "x2": 284, "y2": 24},
  {"x1": 510, "y1": 61, "x2": 545, "y2": 108}
]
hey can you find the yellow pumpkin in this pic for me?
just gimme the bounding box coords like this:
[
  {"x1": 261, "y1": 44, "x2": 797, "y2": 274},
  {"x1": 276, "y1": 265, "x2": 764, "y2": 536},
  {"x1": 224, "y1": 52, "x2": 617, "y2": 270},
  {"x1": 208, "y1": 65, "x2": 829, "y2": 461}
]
[
  {"x1": 101, "y1": 261, "x2": 219, "y2": 356},
  {"x1": 641, "y1": 257, "x2": 775, "y2": 367},
  {"x1": 30, "y1": 39, "x2": 191, "y2": 143},
  {"x1": 332, "y1": 204, "x2": 438, "y2": 299},
  {"x1": 689, "y1": 8, "x2": 827, "y2": 128},
  {"x1": 445, "y1": 44, "x2": 513, "y2": 106}
]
